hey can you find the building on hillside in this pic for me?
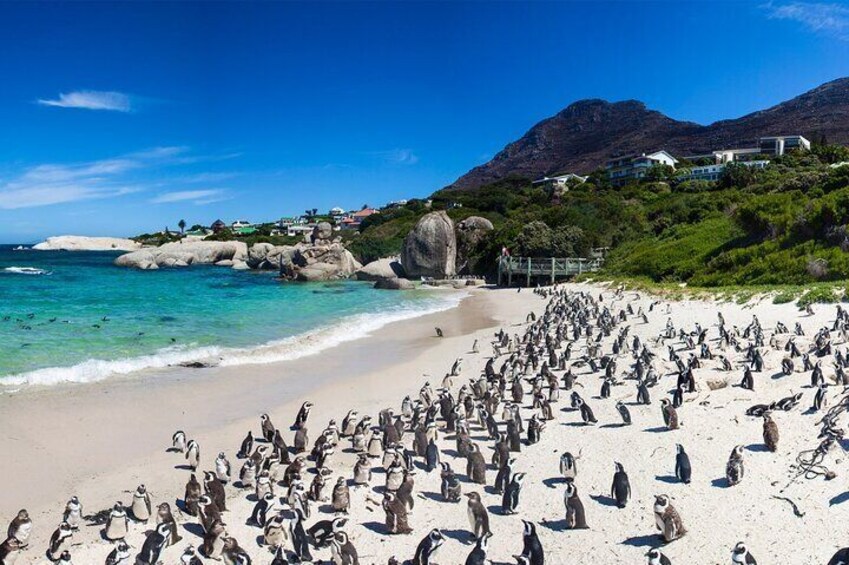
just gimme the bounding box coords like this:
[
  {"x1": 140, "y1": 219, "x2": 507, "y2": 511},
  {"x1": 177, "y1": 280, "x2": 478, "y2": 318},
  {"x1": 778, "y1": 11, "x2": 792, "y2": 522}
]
[
  {"x1": 758, "y1": 135, "x2": 810, "y2": 156},
  {"x1": 287, "y1": 224, "x2": 315, "y2": 238},
  {"x1": 353, "y1": 207, "x2": 378, "y2": 220},
  {"x1": 231, "y1": 220, "x2": 252, "y2": 229},
  {"x1": 606, "y1": 150, "x2": 678, "y2": 185},
  {"x1": 235, "y1": 227, "x2": 257, "y2": 236},
  {"x1": 339, "y1": 217, "x2": 361, "y2": 231},
  {"x1": 211, "y1": 219, "x2": 227, "y2": 233},
  {"x1": 328, "y1": 206, "x2": 346, "y2": 218},
  {"x1": 385, "y1": 199, "x2": 408, "y2": 209},
  {"x1": 532, "y1": 173, "x2": 588, "y2": 191},
  {"x1": 682, "y1": 160, "x2": 770, "y2": 182}
]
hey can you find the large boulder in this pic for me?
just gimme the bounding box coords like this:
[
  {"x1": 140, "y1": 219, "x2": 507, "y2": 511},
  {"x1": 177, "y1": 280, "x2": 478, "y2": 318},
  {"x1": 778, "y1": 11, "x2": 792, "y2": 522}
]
[
  {"x1": 34, "y1": 236, "x2": 142, "y2": 252},
  {"x1": 373, "y1": 277, "x2": 415, "y2": 290},
  {"x1": 311, "y1": 222, "x2": 334, "y2": 244},
  {"x1": 401, "y1": 211, "x2": 457, "y2": 278},
  {"x1": 456, "y1": 216, "x2": 494, "y2": 274},
  {"x1": 247, "y1": 243, "x2": 299, "y2": 271},
  {"x1": 355, "y1": 257, "x2": 406, "y2": 281},
  {"x1": 115, "y1": 241, "x2": 248, "y2": 269},
  {"x1": 282, "y1": 242, "x2": 362, "y2": 282}
]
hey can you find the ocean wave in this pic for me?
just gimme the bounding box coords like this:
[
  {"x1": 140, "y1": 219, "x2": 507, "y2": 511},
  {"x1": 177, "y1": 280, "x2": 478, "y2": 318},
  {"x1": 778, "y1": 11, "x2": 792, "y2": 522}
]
[
  {"x1": 0, "y1": 292, "x2": 466, "y2": 387},
  {"x1": 2, "y1": 266, "x2": 52, "y2": 276}
]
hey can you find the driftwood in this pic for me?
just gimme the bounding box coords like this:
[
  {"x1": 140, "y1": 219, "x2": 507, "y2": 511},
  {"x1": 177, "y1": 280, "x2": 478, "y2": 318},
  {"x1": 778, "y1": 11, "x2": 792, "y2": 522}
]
[{"x1": 771, "y1": 495, "x2": 805, "y2": 518}]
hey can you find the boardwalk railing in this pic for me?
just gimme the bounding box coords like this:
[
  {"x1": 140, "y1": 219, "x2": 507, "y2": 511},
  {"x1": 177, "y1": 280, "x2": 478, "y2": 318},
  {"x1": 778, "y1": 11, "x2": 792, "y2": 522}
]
[{"x1": 497, "y1": 255, "x2": 604, "y2": 287}]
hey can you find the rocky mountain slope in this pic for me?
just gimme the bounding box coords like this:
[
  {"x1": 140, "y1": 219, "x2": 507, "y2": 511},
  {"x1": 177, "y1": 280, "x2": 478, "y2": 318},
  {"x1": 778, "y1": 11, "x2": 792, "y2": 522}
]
[{"x1": 448, "y1": 77, "x2": 849, "y2": 191}]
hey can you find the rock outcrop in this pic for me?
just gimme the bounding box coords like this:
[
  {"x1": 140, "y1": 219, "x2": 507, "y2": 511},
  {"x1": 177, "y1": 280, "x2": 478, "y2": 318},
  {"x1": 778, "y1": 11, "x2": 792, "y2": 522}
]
[
  {"x1": 246, "y1": 243, "x2": 298, "y2": 271},
  {"x1": 115, "y1": 241, "x2": 248, "y2": 270},
  {"x1": 373, "y1": 277, "x2": 415, "y2": 290},
  {"x1": 456, "y1": 216, "x2": 494, "y2": 274},
  {"x1": 401, "y1": 211, "x2": 457, "y2": 278},
  {"x1": 288, "y1": 243, "x2": 362, "y2": 282},
  {"x1": 33, "y1": 236, "x2": 142, "y2": 252},
  {"x1": 355, "y1": 257, "x2": 406, "y2": 281}
]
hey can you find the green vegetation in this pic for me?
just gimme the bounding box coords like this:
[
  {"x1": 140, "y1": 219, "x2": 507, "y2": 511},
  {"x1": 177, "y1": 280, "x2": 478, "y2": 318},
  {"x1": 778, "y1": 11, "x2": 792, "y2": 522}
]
[{"x1": 351, "y1": 144, "x2": 849, "y2": 287}]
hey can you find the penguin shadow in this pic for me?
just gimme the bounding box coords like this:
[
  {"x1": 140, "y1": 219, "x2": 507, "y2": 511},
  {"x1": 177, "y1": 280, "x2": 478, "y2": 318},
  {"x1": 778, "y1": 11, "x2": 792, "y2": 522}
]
[
  {"x1": 486, "y1": 504, "x2": 507, "y2": 516},
  {"x1": 600, "y1": 423, "x2": 627, "y2": 429},
  {"x1": 745, "y1": 443, "x2": 771, "y2": 453},
  {"x1": 165, "y1": 447, "x2": 182, "y2": 453},
  {"x1": 589, "y1": 494, "x2": 619, "y2": 507},
  {"x1": 643, "y1": 426, "x2": 671, "y2": 433},
  {"x1": 173, "y1": 464, "x2": 196, "y2": 471},
  {"x1": 442, "y1": 448, "x2": 461, "y2": 458},
  {"x1": 182, "y1": 522, "x2": 205, "y2": 538},
  {"x1": 419, "y1": 491, "x2": 445, "y2": 503},
  {"x1": 830, "y1": 492, "x2": 849, "y2": 506},
  {"x1": 372, "y1": 485, "x2": 388, "y2": 496},
  {"x1": 711, "y1": 477, "x2": 731, "y2": 489},
  {"x1": 770, "y1": 371, "x2": 788, "y2": 380},
  {"x1": 538, "y1": 518, "x2": 569, "y2": 532},
  {"x1": 542, "y1": 477, "x2": 567, "y2": 489},
  {"x1": 654, "y1": 474, "x2": 682, "y2": 484},
  {"x1": 622, "y1": 534, "x2": 663, "y2": 548},
  {"x1": 245, "y1": 493, "x2": 260, "y2": 503},
  {"x1": 361, "y1": 521, "x2": 389, "y2": 535},
  {"x1": 440, "y1": 529, "x2": 474, "y2": 545},
  {"x1": 562, "y1": 422, "x2": 592, "y2": 427}
]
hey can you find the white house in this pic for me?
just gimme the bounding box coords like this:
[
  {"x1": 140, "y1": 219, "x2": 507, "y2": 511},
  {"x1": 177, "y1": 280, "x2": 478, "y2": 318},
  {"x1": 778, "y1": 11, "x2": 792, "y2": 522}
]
[
  {"x1": 606, "y1": 150, "x2": 678, "y2": 185},
  {"x1": 532, "y1": 173, "x2": 588, "y2": 190},
  {"x1": 231, "y1": 220, "x2": 252, "y2": 229},
  {"x1": 682, "y1": 160, "x2": 770, "y2": 182},
  {"x1": 329, "y1": 207, "x2": 346, "y2": 217}
]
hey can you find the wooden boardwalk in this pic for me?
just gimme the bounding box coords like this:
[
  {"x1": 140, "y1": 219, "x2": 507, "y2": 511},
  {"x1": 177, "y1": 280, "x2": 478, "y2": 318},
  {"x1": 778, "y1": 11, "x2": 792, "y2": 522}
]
[{"x1": 497, "y1": 255, "x2": 604, "y2": 287}]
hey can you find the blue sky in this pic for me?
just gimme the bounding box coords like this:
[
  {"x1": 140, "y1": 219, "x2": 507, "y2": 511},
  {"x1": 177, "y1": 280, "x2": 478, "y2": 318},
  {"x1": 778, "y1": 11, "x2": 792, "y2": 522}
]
[{"x1": 2, "y1": 1, "x2": 849, "y2": 242}]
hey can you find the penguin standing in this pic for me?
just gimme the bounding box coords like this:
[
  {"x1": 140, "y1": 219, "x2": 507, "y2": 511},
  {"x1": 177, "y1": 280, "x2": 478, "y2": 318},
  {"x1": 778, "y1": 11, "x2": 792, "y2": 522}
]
[
  {"x1": 653, "y1": 494, "x2": 686, "y2": 542},
  {"x1": 290, "y1": 508, "x2": 313, "y2": 562},
  {"x1": 563, "y1": 480, "x2": 588, "y2": 529},
  {"x1": 131, "y1": 484, "x2": 152, "y2": 522},
  {"x1": 465, "y1": 492, "x2": 490, "y2": 540},
  {"x1": 731, "y1": 541, "x2": 757, "y2": 564},
  {"x1": 330, "y1": 531, "x2": 359, "y2": 565},
  {"x1": 466, "y1": 443, "x2": 487, "y2": 484},
  {"x1": 135, "y1": 523, "x2": 171, "y2": 565},
  {"x1": 185, "y1": 439, "x2": 200, "y2": 471},
  {"x1": 184, "y1": 474, "x2": 202, "y2": 516},
  {"x1": 425, "y1": 439, "x2": 440, "y2": 472},
  {"x1": 382, "y1": 492, "x2": 412, "y2": 535},
  {"x1": 47, "y1": 521, "x2": 74, "y2": 561},
  {"x1": 660, "y1": 399, "x2": 679, "y2": 430},
  {"x1": 215, "y1": 452, "x2": 232, "y2": 484},
  {"x1": 674, "y1": 444, "x2": 691, "y2": 484},
  {"x1": 294, "y1": 401, "x2": 313, "y2": 430},
  {"x1": 616, "y1": 401, "x2": 632, "y2": 426},
  {"x1": 6, "y1": 509, "x2": 31, "y2": 547},
  {"x1": 763, "y1": 412, "x2": 779, "y2": 452},
  {"x1": 520, "y1": 520, "x2": 544, "y2": 565},
  {"x1": 412, "y1": 529, "x2": 444, "y2": 565},
  {"x1": 63, "y1": 497, "x2": 83, "y2": 530},
  {"x1": 237, "y1": 431, "x2": 253, "y2": 459},
  {"x1": 610, "y1": 462, "x2": 631, "y2": 508},
  {"x1": 576, "y1": 397, "x2": 597, "y2": 425},
  {"x1": 156, "y1": 502, "x2": 182, "y2": 545},
  {"x1": 465, "y1": 532, "x2": 492, "y2": 565},
  {"x1": 559, "y1": 452, "x2": 577, "y2": 480},
  {"x1": 495, "y1": 457, "x2": 516, "y2": 495},
  {"x1": 172, "y1": 430, "x2": 187, "y2": 452},
  {"x1": 307, "y1": 516, "x2": 348, "y2": 549},
  {"x1": 104, "y1": 502, "x2": 129, "y2": 541},
  {"x1": 0, "y1": 537, "x2": 23, "y2": 565},
  {"x1": 726, "y1": 445, "x2": 745, "y2": 486},
  {"x1": 332, "y1": 477, "x2": 351, "y2": 513},
  {"x1": 502, "y1": 472, "x2": 526, "y2": 515},
  {"x1": 250, "y1": 492, "x2": 277, "y2": 527},
  {"x1": 261, "y1": 413, "x2": 276, "y2": 442}
]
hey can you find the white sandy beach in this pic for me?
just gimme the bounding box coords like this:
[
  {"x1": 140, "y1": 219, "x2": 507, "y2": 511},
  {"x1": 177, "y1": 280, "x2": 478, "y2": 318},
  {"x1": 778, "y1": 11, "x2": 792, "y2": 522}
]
[{"x1": 2, "y1": 284, "x2": 849, "y2": 564}]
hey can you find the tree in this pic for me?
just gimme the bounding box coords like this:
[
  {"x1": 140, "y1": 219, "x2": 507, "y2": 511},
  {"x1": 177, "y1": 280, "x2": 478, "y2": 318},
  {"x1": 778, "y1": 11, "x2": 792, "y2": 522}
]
[{"x1": 178, "y1": 219, "x2": 186, "y2": 234}]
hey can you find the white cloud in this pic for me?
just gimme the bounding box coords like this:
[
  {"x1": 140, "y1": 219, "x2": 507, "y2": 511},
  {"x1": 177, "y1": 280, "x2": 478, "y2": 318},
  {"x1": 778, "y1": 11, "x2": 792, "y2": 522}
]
[
  {"x1": 37, "y1": 90, "x2": 134, "y2": 112},
  {"x1": 763, "y1": 1, "x2": 849, "y2": 39},
  {"x1": 0, "y1": 146, "x2": 211, "y2": 210},
  {"x1": 150, "y1": 189, "x2": 227, "y2": 205},
  {"x1": 370, "y1": 148, "x2": 420, "y2": 165}
]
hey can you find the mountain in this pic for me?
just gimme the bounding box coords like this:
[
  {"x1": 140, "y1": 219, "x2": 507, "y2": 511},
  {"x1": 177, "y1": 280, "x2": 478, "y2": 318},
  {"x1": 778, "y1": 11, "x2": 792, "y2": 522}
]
[{"x1": 447, "y1": 77, "x2": 849, "y2": 191}]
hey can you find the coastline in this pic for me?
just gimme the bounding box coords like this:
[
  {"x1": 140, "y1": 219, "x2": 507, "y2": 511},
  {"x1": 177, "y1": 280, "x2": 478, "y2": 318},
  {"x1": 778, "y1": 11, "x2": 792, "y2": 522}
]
[{"x1": 0, "y1": 287, "x2": 541, "y2": 554}]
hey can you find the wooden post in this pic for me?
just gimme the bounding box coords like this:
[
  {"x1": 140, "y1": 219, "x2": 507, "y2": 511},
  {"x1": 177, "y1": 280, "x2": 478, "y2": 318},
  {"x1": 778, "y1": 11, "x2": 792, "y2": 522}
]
[
  {"x1": 578, "y1": 259, "x2": 583, "y2": 275},
  {"x1": 526, "y1": 258, "x2": 531, "y2": 287},
  {"x1": 550, "y1": 257, "x2": 555, "y2": 285},
  {"x1": 507, "y1": 257, "x2": 512, "y2": 287}
]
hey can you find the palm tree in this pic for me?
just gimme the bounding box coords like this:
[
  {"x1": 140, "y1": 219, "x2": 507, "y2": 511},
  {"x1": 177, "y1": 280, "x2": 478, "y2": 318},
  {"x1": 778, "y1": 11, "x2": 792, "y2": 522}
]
[{"x1": 178, "y1": 219, "x2": 186, "y2": 234}]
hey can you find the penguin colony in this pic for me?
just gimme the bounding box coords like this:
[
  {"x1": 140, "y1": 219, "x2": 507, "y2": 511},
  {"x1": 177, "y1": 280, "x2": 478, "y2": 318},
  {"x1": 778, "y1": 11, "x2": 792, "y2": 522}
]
[{"x1": 6, "y1": 287, "x2": 849, "y2": 564}]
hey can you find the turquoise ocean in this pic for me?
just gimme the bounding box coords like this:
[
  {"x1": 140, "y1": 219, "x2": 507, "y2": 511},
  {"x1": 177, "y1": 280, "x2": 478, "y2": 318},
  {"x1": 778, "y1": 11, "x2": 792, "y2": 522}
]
[{"x1": 0, "y1": 245, "x2": 462, "y2": 386}]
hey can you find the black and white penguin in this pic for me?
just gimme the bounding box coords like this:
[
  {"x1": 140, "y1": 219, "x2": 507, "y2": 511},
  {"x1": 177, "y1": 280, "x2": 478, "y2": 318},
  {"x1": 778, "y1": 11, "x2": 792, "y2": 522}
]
[
  {"x1": 412, "y1": 529, "x2": 445, "y2": 565},
  {"x1": 104, "y1": 502, "x2": 129, "y2": 541},
  {"x1": 261, "y1": 413, "x2": 276, "y2": 442},
  {"x1": 646, "y1": 548, "x2": 672, "y2": 565},
  {"x1": 563, "y1": 480, "x2": 588, "y2": 529},
  {"x1": 204, "y1": 471, "x2": 227, "y2": 511},
  {"x1": 441, "y1": 463, "x2": 462, "y2": 502},
  {"x1": 637, "y1": 380, "x2": 651, "y2": 405},
  {"x1": 520, "y1": 520, "x2": 544, "y2": 565},
  {"x1": 674, "y1": 444, "x2": 691, "y2": 484},
  {"x1": 465, "y1": 531, "x2": 493, "y2": 565},
  {"x1": 726, "y1": 445, "x2": 745, "y2": 486},
  {"x1": 62, "y1": 497, "x2": 83, "y2": 530},
  {"x1": 330, "y1": 531, "x2": 359, "y2": 565},
  {"x1": 172, "y1": 430, "x2": 187, "y2": 453},
  {"x1": 237, "y1": 431, "x2": 254, "y2": 459},
  {"x1": 731, "y1": 541, "x2": 757, "y2": 564},
  {"x1": 425, "y1": 439, "x2": 440, "y2": 472},
  {"x1": 828, "y1": 547, "x2": 849, "y2": 565},
  {"x1": 250, "y1": 492, "x2": 277, "y2": 527},
  {"x1": 290, "y1": 508, "x2": 313, "y2": 562},
  {"x1": 465, "y1": 492, "x2": 491, "y2": 540},
  {"x1": 576, "y1": 397, "x2": 597, "y2": 425},
  {"x1": 294, "y1": 401, "x2": 313, "y2": 430},
  {"x1": 307, "y1": 516, "x2": 348, "y2": 548},
  {"x1": 660, "y1": 399, "x2": 679, "y2": 430},
  {"x1": 611, "y1": 462, "x2": 631, "y2": 508},
  {"x1": 135, "y1": 522, "x2": 171, "y2": 565},
  {"x1": 7, "y1": 509, "x2": 31, "y2": 547},
  {"x1": 47, "y1": 521, "x2": 74, "y2": 561},
  {"x1": 502, "y1": 472, "x2": 526, "y2": 515},
  {"x1": 156, "y1": 502, "x2": 181, "y2": 546},
  {"x1": 559, "y1": 452, "x2": 577, "y2": 480},
  {"x1": 105, "y1": 541, "x2": 132, "y2": 565},
  {"x1": 185, "y1": 439, "x2": 200, "y2": 471},
  {"x1": 495, "y1": 457, "x2": 516, "y2": 494},
  {"x1": 616, "y1": 401, "x2": 632, "y2": 426},
  {"x1": 813, "y1": 383, "x2": 828, "y2": 411},
  {"x1": 0, "y1": 537, "x2": 23, "y2": 565}
]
